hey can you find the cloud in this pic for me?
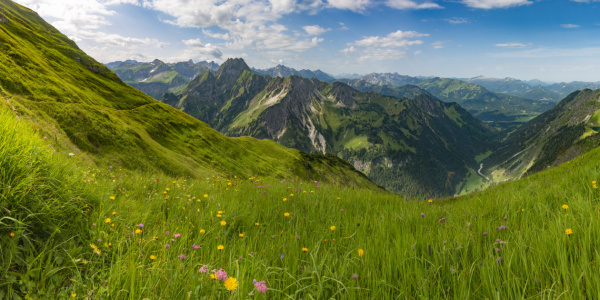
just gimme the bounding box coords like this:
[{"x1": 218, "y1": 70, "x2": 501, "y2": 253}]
[
  {"x1": 76, "y1": 30, "x2": 168, "y2": 48},
  {"x1": 462, "y1": 0, "x2": 532, "y2": 9},
  {"x1": 385, "y1": 0, "x2": 443, "y2": 9},
  {"x1": 202, "y1": 29, "x2": 231, "y2": 40},
  {"x1": 445, "y1": 17, "x2": 469, "y2": 24},
  {"x1": 303, "y1": 25, "x2": 331, "y2": 35},
  {"x1": 353, "y1": 30, "x2": 429, "y2": 48},
  {"x1": 561, "y1": 24, "x2": 580, "y2": 28},
  {"x1": 177, "y1": 38, "x2": 223, "y2": 60},
  {"x1": 327, "y1": 0, "x2": 371, "y2": 11},
  {"x1": 494, "y1": 42, "x2": 532, "y2": 48},
  {"x1": 357, "y1": 48, "x2": 406, "y2": 61},
  {"x1": 338, "y1": 22, "x2": 349, "y2": 30},
  {"x1": 492, "y1": 46, "x2": 600, "y2": 58},
  {"x1": 431, "y1": 41, "x2": 447, "y2": 49}
]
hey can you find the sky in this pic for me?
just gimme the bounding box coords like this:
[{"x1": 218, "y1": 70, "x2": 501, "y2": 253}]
[{"x1": 12, "y1": 0, "x2": 600, "y2": 82}]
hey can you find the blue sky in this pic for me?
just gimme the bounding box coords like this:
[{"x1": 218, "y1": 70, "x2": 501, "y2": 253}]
[{"x1": 13, "y1": 0, "x2": 600, "y2": 82}]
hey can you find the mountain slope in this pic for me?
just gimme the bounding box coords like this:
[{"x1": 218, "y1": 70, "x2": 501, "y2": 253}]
[
  {"x1": 168, "y1": 59, "x2": 495, "y2": 197},
  {"x1": 0, "y1": 0, "x2": 376, "y2": 189},
  {"x1": 483, "y1": 89, "x2": 600, "y2": 181},
  {"x1": 466, "y1": 76, "x2": 562, "y2": 102},
  {"x1": 252, "y1": 64, "x2": 335, "y2": 82}
]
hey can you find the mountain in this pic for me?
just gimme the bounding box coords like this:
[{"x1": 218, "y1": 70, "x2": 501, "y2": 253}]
[
  {"x1": 105, "y1": 59, "x2": 222, "y2": 100},
  {"x1": 465, "y1": 76, "x2": 562, "y2": 102},
  {"x1": 0, "y1": 0, "x2": 377, "y2": 189},
  {"x1": 483, "y1": 89, "x2": 600, "y2": 181},
  {"x1": 339, "y1": 74, "x2": 556, "y2": 124},
  {"x1": 252, "y1": 64, "x2": 336, "y2": 82},
  {"x1": 166, "y1": 58, "x2": 495, "y2": 197},
  {"x1": 544, "y1": 81, "x2": 600, "y2": 98}
]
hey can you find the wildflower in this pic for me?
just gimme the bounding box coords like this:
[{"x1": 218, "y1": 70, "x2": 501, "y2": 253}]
[
  {"x1": 220, "y1": 221, "x2": 226, "y2": 226},
  {"x1": 566, "y1": 228, "x2": 573, "y2": 235},
  {"x1": 255, "y1": 223, "x2": 259, "y2": 226},
  {"x1": 216, "y1": 269, "x2": 228, "y2": 281},
  {"x1": 165, "y1": 243, "x2": 170, "y2": 249},
  {"x1": 200, "y1": 229, "x2": 206, "y2": 234},
  {"x1": 10, "y1": 232, "x2": 14, "y2": 237},
  {"x1": 210, "y1": 273, "x2": 217, "y2": 279},
  {"x1": 254, "y1": 280, "x2": 268, "y2": 293},
  {"x1": 358, "y1": 249, "x2": 364, "y2": 257},
  {"x1": 150, "y1": 255, "x2": 156, "y2": 260},
  {"x1": 283, "y1": 198, "x2": 287, "y2": 201},
  {"x1": 135, "y1": 229, "x2": 142, "y2": 234},
  {"x1": 428, "y1": 199, "x2": 433, "y2": 203},
  {"x1": 521, "y1": 209, "x2": 524, "y2": 212},
  {"x1": 496, "y1": 247, "x2": 501, "y2": 253},
  {"x1": 138, "y1": 223, "x2": 144, "y2": 228},
  {"x1": 280, "y1": 254, "x2": 284, "y2": 259},
  {"x1": 217, "y1": 245, "x2": 224, "y2": 251},
  {"x1": 109, "y1": 196, "x2": 115, "y2": 200},
  {"x1": 496, "y1": 257, "x2": 502, "y2": 263},
  {"x1": 92, "y1": 223, "x2": 96, "y2": 227},
  {"x1": 284, "y1": 212, "x2": 290, "y2": 217},
  {"x1": 153, "y1": 236, "x2": 158, "y2": 240},
  {"x1": 90, "y1": 244, "x2": 101, "y2": 255},
  {"x1": 165, "y1": 231, "x2": 170, "y2": 235},
  {"x1": 352, "y1": 273, "x2": 358, "y2": 279},
  {"x1": 112, "y1": 211, "x2": 116, "y2": 215},
  {"x1": 239, "y1": 233, "x2": 244, "y2": 238},
  {"x1": 224, "y1": 277, "x2": 238, "y2": 291},
  {"x1": 199, "y1": 265, "x2": 208, "y2": 273},
  {"x1": 165, "y1": 188, "x2": 170, "y2": 191},
  {"x1": 503, "y1": 216, "x2": 507, "y2": 221},
  {"x1": 497, "y1": 225, "x2": 507, "y2": 231},
  {"x1": 105, "y1": 218, "x2": 111, "y2": 223},
  {"x1": 216, "y1": 214, "x2": 222, "y2": 218},
  {"x1": 330, "y1": 226, "x2": 336, "y2": 231},
  {"x1": 438, "y1": 217, "x2": 446, "y2": 223},
  {"x1": 218, "y1": 211, "x2": 224, "y2": 214},
  {"x1": 562, "y1": 205, "x2": 569, "y2": 210},
  {"x1": 192, "y1": 244, "x2": 201, "y2": 249},
  {"x1": 302, "y1": 247, "x2": 308, "y2": 252},
  {"x1": 71, "y1": 294, "x2": 76, "y2": 298},
  {"x1": 173, "y1": 233, "x2": 181, "y2": 238},
  {"x1": 420, "y1": 213, "x2": 425, "y2": 217},
  {"x1": 483, "y1": 232, "x2": 488, "y2": 236},
  {"x1": 204, "y1": 194, "x2": 208, "y2": 198},
  {"x1": 178, "y1": 254, "x2": 186, "y2": 260}
]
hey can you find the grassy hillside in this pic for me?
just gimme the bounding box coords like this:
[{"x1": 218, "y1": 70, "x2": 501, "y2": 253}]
[
  {"x1": 3, "y1": 99, "x2": 600, "y2": 298},
  {"x1": 0, "y1": 0, "x2": 376, "y2": 189}
]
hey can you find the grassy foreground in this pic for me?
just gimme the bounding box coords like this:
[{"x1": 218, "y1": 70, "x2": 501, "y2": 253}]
[{"x1": 2, "y1": 105, "x2": 600, "y2": 299}]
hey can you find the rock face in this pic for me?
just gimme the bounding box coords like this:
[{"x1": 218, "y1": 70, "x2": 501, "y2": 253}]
[{"x1": 165, "y1": 58, "x2": 495, "y2": 197}]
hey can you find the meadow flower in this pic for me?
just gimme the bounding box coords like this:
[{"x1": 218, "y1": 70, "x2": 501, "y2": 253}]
[
  {"x1": 109, "y1": 196, "x2": 115, "y2": 200},
  {"x1": 138, "y1": 223, "x2": 143, "y2": 228},
  {"x1": 254, "y1": 280, "x2": 268, "y2": 293},
  {"x1": 178, "y1": 254, "x2": 186, "y2": 260},
  {"x1": 566, "y1": 228, "x2": 573, "y2": 235},
  {"x1": 204, "y1": 194, "x2": 208, "y2": 198},
  {"x1": 280, "y1": 254, "x2": 284, "y2": 259},
  {"x1": 224, "y1": 277, "x2": 238, "y2": 291},
  {"x1": 352, "y1": 273, "x2": 358, "y2": 279},
  {"x1": 497, "y1": 225, "x2": 507, "y2": 231},
  {"x1": 284, "y1": 212, "x2": 290, "y2": 217},
  {"x1": 220, "y1": 221, "x2": 226, "y2": 226},
  {"x1": 173, "y1": 233, "x2": 181, "y2": 238},
  {"x1": 428, "y1": 199, "x2": 433, "y2": 203},
  {"x1": 210, "y1": 273, "x2": 217, "y2": 279},
  {"x1": 358, "y1": 249, "x2": 364, "y2": 257},
  {"x1": 165, "y1": 231, "x2": 170, "y2": 235},
  {"x1": 10, "y1": 232, "x2": 14, "y2": 237},
  {"x1": 216, "y1": 269, "x2": 228, "y2": 281},
  {"x1": 330, "y1": 226, "x2": 336, "y2": 231},
  {"x1": 483, "y1": 232, "x2": 488, "y2": 236},
  {"x1": 438, "y1": 217, "x2": 446, "y2": 223},
  {"x1": 302, "y1": 247, "x2": 308, "y2": 252},
  {"x1": 496, "y1": 257, "x2": 502, "y2": 263},
  {"x1": 165, "y1": 243, "x2": 170, "y2": 249},
  {"x1": 420, "y1": 213, "x2": 425, "y2": 217},
  {"x1": 199, "y1": 265, "x2": 208, "y2": 273},
  {"x1": 239, "y1": 233, "x2": 244, "y2": 238},
  {"x1": 255, "y1": 223, "x2": 259, "y2": 226},
  {"x1": 150, "y1": 255, "x2": 156, "y2": 260},
  {"x1": 283, "y1": 198, "x2": 287, "y2": 201},
  {"x1": 135, "y1": 229, "x2": 142, "y2": 234},
  {"x1": 217, "y1": 245, "x2": 224, "y2": 251},
  {"x1": 105, "y1": 218, "x2": 111, "y2": 223},
  {"x1": 562, "y1": 205, "x2": 569, "y2": 210},
  {"x1": 92, "y1": 223, "x2": 96, "y2": 227},
  {"x1": 216, "y1": 214, "x2": 222, "y2": 218},
  {"x1": 192, "y1": 244, "x2": 201, "y2": 249},
  {"x1": 200, "y1": 229, "x2": 206, "y2": 234}
]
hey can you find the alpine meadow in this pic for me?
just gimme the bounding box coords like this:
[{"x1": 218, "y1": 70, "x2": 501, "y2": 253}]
[{"x1": 3, "y1": 0, "x2": 600, "y2": 299}]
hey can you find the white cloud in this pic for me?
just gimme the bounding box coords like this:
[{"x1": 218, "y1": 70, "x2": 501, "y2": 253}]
[
  {"x1": 327, "y1": 0, "x2": 371, "y2": 11},
  {"x1": 76, "y1": 30, "x2": 168, "y2": 48},
  {"x1": 431, "y1": 41, "x2": 447, "y2": 49},
  {"x1": 178, "y1": 38, "x2": 223, "y2": 60},
  {"x1": 303, "y1": 25, "x2": 331, "y2": 35},
  {"x1": 353, "y1": 30, "x2": 429, "y2": 48},
  {"x1": 494, "y1": 42, "x2": 532, "y2": 48},
  {"x1": 338, "y1": 22, "x2": 349, "y2": 30},
  {"x1": 445, "y1": 17, "x2": 469, "y2": 24},
  {"x1": 202, "y1": 29, "x2": 231, "y2": 40},
  {"x1": 561, "y1": 24, "x2": 580, "y2": 28},
  {"x1": 462, "y1": 0, "x2": 532, "y2": 9},
  {"x1": 385, "y1": 0, "x2": 442, "y2": 9},
  {"x1": 492, "y1": 47, "x2": 600, "y2": 58},
  {"x1": 357, "y1": 48, "x2": 406, "y2": 61}
]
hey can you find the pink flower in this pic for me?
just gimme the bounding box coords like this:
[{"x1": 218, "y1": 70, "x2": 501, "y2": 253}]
[
  {"x1": 173, "y1": 233, "x2": 181, "y2": 238},
  {"x1": 199, "y1": 265, "x2": 208, "y2": 273},
  {"x1": 216, "y1": 269, "x2": 228, "y2": 281},
  {"x1": 254, "y1": 280, "x2": 268, "y2": 294},
  {"x1": 178, "y1": 254, "x2": 186, "y2": 260},
  {"x1": 192, "y1": 244, "x2": 201, "y2": 249}
]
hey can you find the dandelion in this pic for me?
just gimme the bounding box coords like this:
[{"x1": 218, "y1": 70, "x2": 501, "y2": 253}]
[
  {"x1": 216, "y1": 214, "x2": 222, "y2": 218},
  {"x1": 204, "y1": 194, "x2": 208, "y2": 198},
  {"x1": 109, "y1": 196, "x2": 115, "y2": 200},
  {"x1": 220, "y1": 221, "x2": 227, "y2": 226},
  {"x1": 150, "y1": 255, "x2": 156, "y2": 260},
  {"x1": 302, "y1": 247, "x2": 308, "y2": 252},
  {"x1": 135, "y1": 229, "x2": 142, "y2": 234},
  {"x1": 239, "y1": 233, "x2": 244, "y2": 238},
  {"x1": 218, "y1": 211, "x2": 224, "y2": 214},
  {"x1": 566, "y1": 228, "x2": 573, "y2": 235},
  {"x1": 10, "y1": 232, "x2": 14, "y2": 237},
  {"x1": 71, "y1": 294, "x2": 76, "y2": 298},
  {"x1": 330, "y1": 226, "x2": 336, "y2": 231},
  {"x1": 358, "y1": 249, "x2": 364, "y2": 257},
  {"x1": 255, "y1": 223, "x2": 259, "y2": 226},
  {"x1": 283, "y1": 198, "x2": 287, "y2": 201},
  {"x1": 428, "y1": 199, "x2": 433, "y2": 203},
  {"x1": 112, "y1": 211, "x2": 116, "y2": 215},
  {"x1": 217, "y1": 245, "x2": 224, "y2": 251},
  {"x1": 200, "y1": 229, "x2": 206, "y2": 234},
  {"x1": 562, "y1": 205, "x2": 569, "y2": 210},
  {"x1": 199, "y1": 265, "x2": 208, "y2": 273},
  {"x1": 105, "y1": 218, "x2": 111, "y2": 223},
  {"x1": 224, "y1": 277, "x2": 238, "y2": 291},
  {"x1": 210, "y1": 273, "x2": 218, "y2": 279}
]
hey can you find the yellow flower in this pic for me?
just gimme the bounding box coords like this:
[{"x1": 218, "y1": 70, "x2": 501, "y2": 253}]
[
  {"x1": 109, "y1": 196, "x2": 115, "y2": 200},
  {"x1": 218, "y1": 211, "x2": 224, "y2": 214},
  {"x1": 330, "y1": 226, "x2": 336, "y2": 231},
  {"x1": 284, "y1": 212, "x2": 290, "y2": 217},
  {"x1": 224, "y1": 277, "x2": 239, "y2": 291},
  {"x1": 428, "y1": 199, "x2": 433, "y2": 203},
  {"x1": 216, "y1": 214, "x2": 222, "y2": 218},
  {"x1": 105, "y1": 218, "x2": 111, "y2": 223},
  {"x1": 163, "y1": 191, "x2": 167, "y2": 195},
  {"x1": 71, "y1": 294, "x2": 76, "y2": 298},
  {"x1": 150, "y1": 255, "x2": 156, "y2": 260},
  {"x1": 562, "y1": 205, "x2": 569, "y2": 210},
  {"x1": 200, "y1": 229, "x2": 206, "y2": 234},
  {"x1": 565, "y1": 228, "x2": 573, "y2": 235},
  {"x1": 165, "y1": 188, "x2": 170, "y2": 191},
  {"x1": 152, "y1": 236, "x2": 158, "y2": 240},
  {"x1": 10, "y1": 232, "x2": 14, "y2": 237},
  {"x1": 217, "y1": 245, "x2": 224, "y2": 251},
  {"x1": 302, "y1": 247, "x2": 308, "y2": 252},
  {"x1": 239, "y1": 233, "x2": 244, "y2": 237},
  {"x1": 135, "y1": 229, "x2": 142, "y2": 234},
  {"x1": 358, "y1": 249, "x2": 364, "y2": 257},
  {"x1": 283, "y1": 198, "x2": 287, "y2": 201},
  {"x1": 255, "y1": 222, "x2": 260, "y2": 226},
  {"x1": 204, "y1": 194, "x2": 208, "y2": 198},
  {"x1": 521, "y1": 209, "x2": 525, "y2": 212},
  {"x1": 210, "y1": 273, "x2": 217, "y2": 279},
  {"x1": 220, "y1": 221, "x2": 226, "y2": 226},
  {"x1": 290, "y1": 194, "x2": 294, "y2": 197},
  {"x1": 112, "y1": 211, "x2": 116, "y2": 215}
]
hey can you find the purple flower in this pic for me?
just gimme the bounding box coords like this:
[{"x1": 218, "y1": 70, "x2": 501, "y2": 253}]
[
  {"x1": 44, "y1": 136, "x2": 47, "y2": 140},
  {"x1": 420, "y1": 213, "x2": 425, "y2": 218},
  {"x1": 280, "y1": 254, "x2": 284, "y2": 259},
  {"x1": 495, "y1": 247, "x2": 501, "y2": 253},
  {"x1": 439, "y1": 217, "x2": 446, "y2": 223},
  {"x1": 497, "y1": 225, "x2": 507, "y2": 231},
  {"x1": 216, "y1": 269, "x2": 228, "y2": 281},
  {"x1": 165, "y1": 243, "x2": 170, "y2": 249},
  {"x1": 97, "y1": 238, "x2": 101, "y2": 242},
  {"x1": 192, "y1": 244, "x2": 201, "y2": 250},
  {"x1": 178, "y1": 254, "x2": 186, "y2": 260},
  {"x1": 92, "y1": 223, "x2": 96, "y2": 227},
  {"x1": 496, "y1": 256, "x2": 502, "y2": 263},
  {"x1": 254, "y1": 280, "x2": 268, "y2": 294},
  {"x1": 296, "y1": 236, "x2": 300, "y2": 240},
  {"x1": 482, "y1": 232, "x2": 488, "y2": 236},
  {"x1": 173, "y1": 233, "x2": 181, "y2": 238},
  {"x1": 165, "y1": 231, "x2": 170, "y2": 235},
  {"x1": 352, "y1": 273, "x2": 358, "y2": 279},
  {"x1": 199, "y1": 265, "x2": 208, "y2": 273},
  {"x1": 138, "y1": 224, "x2": 144, "y2": 229}
]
